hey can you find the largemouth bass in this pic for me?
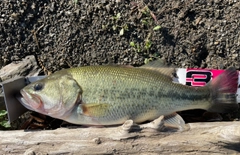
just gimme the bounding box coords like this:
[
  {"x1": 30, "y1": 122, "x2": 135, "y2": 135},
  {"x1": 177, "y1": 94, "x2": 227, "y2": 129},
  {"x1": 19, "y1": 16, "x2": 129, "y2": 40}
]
[{"x1": 20, "y1": 62, "x2": 239, "y2": 127}]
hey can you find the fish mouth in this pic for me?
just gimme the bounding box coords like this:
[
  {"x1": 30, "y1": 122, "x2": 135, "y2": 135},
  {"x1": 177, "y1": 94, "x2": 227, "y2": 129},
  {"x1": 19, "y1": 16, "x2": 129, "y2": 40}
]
[{"x1": 20, "y1": 90, "x2": 43, "y2": 110}]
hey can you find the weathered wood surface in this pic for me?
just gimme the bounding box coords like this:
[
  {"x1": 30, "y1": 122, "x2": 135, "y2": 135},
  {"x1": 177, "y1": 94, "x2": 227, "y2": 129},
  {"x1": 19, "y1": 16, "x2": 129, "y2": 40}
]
[{"x1": 1, "y1": 121, "x2": 240, "y2": 154}]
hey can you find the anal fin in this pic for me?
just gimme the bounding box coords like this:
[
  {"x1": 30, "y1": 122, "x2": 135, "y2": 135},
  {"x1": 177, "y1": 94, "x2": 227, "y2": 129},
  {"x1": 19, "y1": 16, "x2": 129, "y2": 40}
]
[
  {"x1": 139, "y1": 113, "x2": 188, "y2": 132},
  {"x1": 162, "y1": 113, "x2": 188, "y2": 132}
]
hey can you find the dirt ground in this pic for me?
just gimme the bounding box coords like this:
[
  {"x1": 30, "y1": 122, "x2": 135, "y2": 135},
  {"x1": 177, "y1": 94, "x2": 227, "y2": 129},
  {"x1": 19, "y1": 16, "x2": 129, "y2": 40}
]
[
  {"x1": 0, "y1": 0, "x2": 240, "y2": 154},
  {"x1": 0, "y1": 0, "x2": 239, "y2": 72}
]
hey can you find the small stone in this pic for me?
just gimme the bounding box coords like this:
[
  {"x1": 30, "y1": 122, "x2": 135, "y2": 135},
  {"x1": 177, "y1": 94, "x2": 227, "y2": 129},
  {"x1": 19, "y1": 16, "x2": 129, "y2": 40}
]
[
  {"x1": 93, "y1": 137, "x2": 101, "y2": 144},
  {"x1": 10, "y1": 13, "x2": 20, "y2": 20},
  {"x1": 24, "y1": 149, "x2": 36, "y2": 155}
]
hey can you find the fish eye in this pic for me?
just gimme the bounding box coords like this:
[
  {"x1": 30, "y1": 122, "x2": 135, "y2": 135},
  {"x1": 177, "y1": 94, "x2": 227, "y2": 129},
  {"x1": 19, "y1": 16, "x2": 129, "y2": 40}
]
[{"x1": 33, "y1": 83, "x2": 44, "y2": 91}]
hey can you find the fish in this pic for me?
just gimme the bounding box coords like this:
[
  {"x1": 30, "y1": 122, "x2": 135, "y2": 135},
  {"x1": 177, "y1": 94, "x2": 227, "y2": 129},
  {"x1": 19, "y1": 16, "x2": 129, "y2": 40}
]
[{"x1": 20, "y1": 61, "x2": 239, "y2": 128}]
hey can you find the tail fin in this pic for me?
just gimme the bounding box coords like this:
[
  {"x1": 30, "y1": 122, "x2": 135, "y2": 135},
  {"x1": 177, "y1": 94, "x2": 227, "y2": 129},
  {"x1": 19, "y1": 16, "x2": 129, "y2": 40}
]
[{"x1": 207, "y1": 67, "x2": 239, "y2": 113}]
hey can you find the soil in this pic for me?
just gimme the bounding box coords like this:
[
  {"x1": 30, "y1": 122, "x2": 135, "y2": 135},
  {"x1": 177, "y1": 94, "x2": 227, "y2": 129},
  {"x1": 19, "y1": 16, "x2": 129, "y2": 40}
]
[{"x1": 0, "y1": 0, "x2": 239, "y2": 73}]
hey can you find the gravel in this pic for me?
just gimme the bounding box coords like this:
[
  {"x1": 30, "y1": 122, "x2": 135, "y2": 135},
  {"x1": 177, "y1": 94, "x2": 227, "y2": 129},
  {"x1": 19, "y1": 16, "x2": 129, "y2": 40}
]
[{"x1": 0, "y1": 0, "x2": 239, "y2": 73}]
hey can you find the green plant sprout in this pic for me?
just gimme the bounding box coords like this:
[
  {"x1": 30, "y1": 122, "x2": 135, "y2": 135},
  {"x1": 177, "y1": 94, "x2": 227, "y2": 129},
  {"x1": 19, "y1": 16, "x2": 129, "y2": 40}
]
[
  {"x1": 0, "y1": 110, "x2": 10, "y2": 129},
  {"x1": 141, "y1": 19, "x2": 149, "y2": 25},
  {"x1": 113, "y1": 13, "x2": 121, "y2": 20},
  {"x1": 153, "y1": 25, "x2": 161, "y2": 31},
  {"x1": 72, "y1": 0, "x2": 78, "y2": 8},
  {"x1": 130, "y1": 41, "x2": 141, "y2": 52},
  {"x1": 144, "y1": 39, "x2": 152, "y2": 50},
  {"x1": 141, "y1": 6, "x2": 150, "y2": 15},
  {"x1": 119, "y1": 28, "x2": 124, "y2": 36},
  {"x1": 119, "y1": 24, "x2": 129, "y2": 36},
  {"x1": 144, "y1": 57, "x2": 153, "y2": 64},
  {"x1": 130, "y1": 41, "x2": 135, "y2": 47}
]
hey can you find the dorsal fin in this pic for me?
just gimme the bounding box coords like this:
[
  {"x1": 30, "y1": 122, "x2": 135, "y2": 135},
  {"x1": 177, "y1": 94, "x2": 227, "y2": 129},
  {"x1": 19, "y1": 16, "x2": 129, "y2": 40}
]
[
  {"x1": 142, "y1": 59, "x2": 169, "y2": 68},
  {"x1": 140, "y1": 59, "x2": 177, "y2": 78}
]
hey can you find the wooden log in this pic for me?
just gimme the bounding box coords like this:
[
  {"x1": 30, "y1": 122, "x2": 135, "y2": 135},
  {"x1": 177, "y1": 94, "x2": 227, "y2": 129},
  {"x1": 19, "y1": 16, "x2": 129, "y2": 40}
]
[{"x1": 1, "y1": 121, "x2": 240, "y2": 154}]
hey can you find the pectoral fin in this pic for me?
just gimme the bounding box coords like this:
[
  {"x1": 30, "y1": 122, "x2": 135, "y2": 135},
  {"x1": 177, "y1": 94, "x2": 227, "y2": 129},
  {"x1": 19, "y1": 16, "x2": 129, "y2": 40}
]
[{"x1": 80, "y1": 103, "x2": 109, "y2": 117}]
